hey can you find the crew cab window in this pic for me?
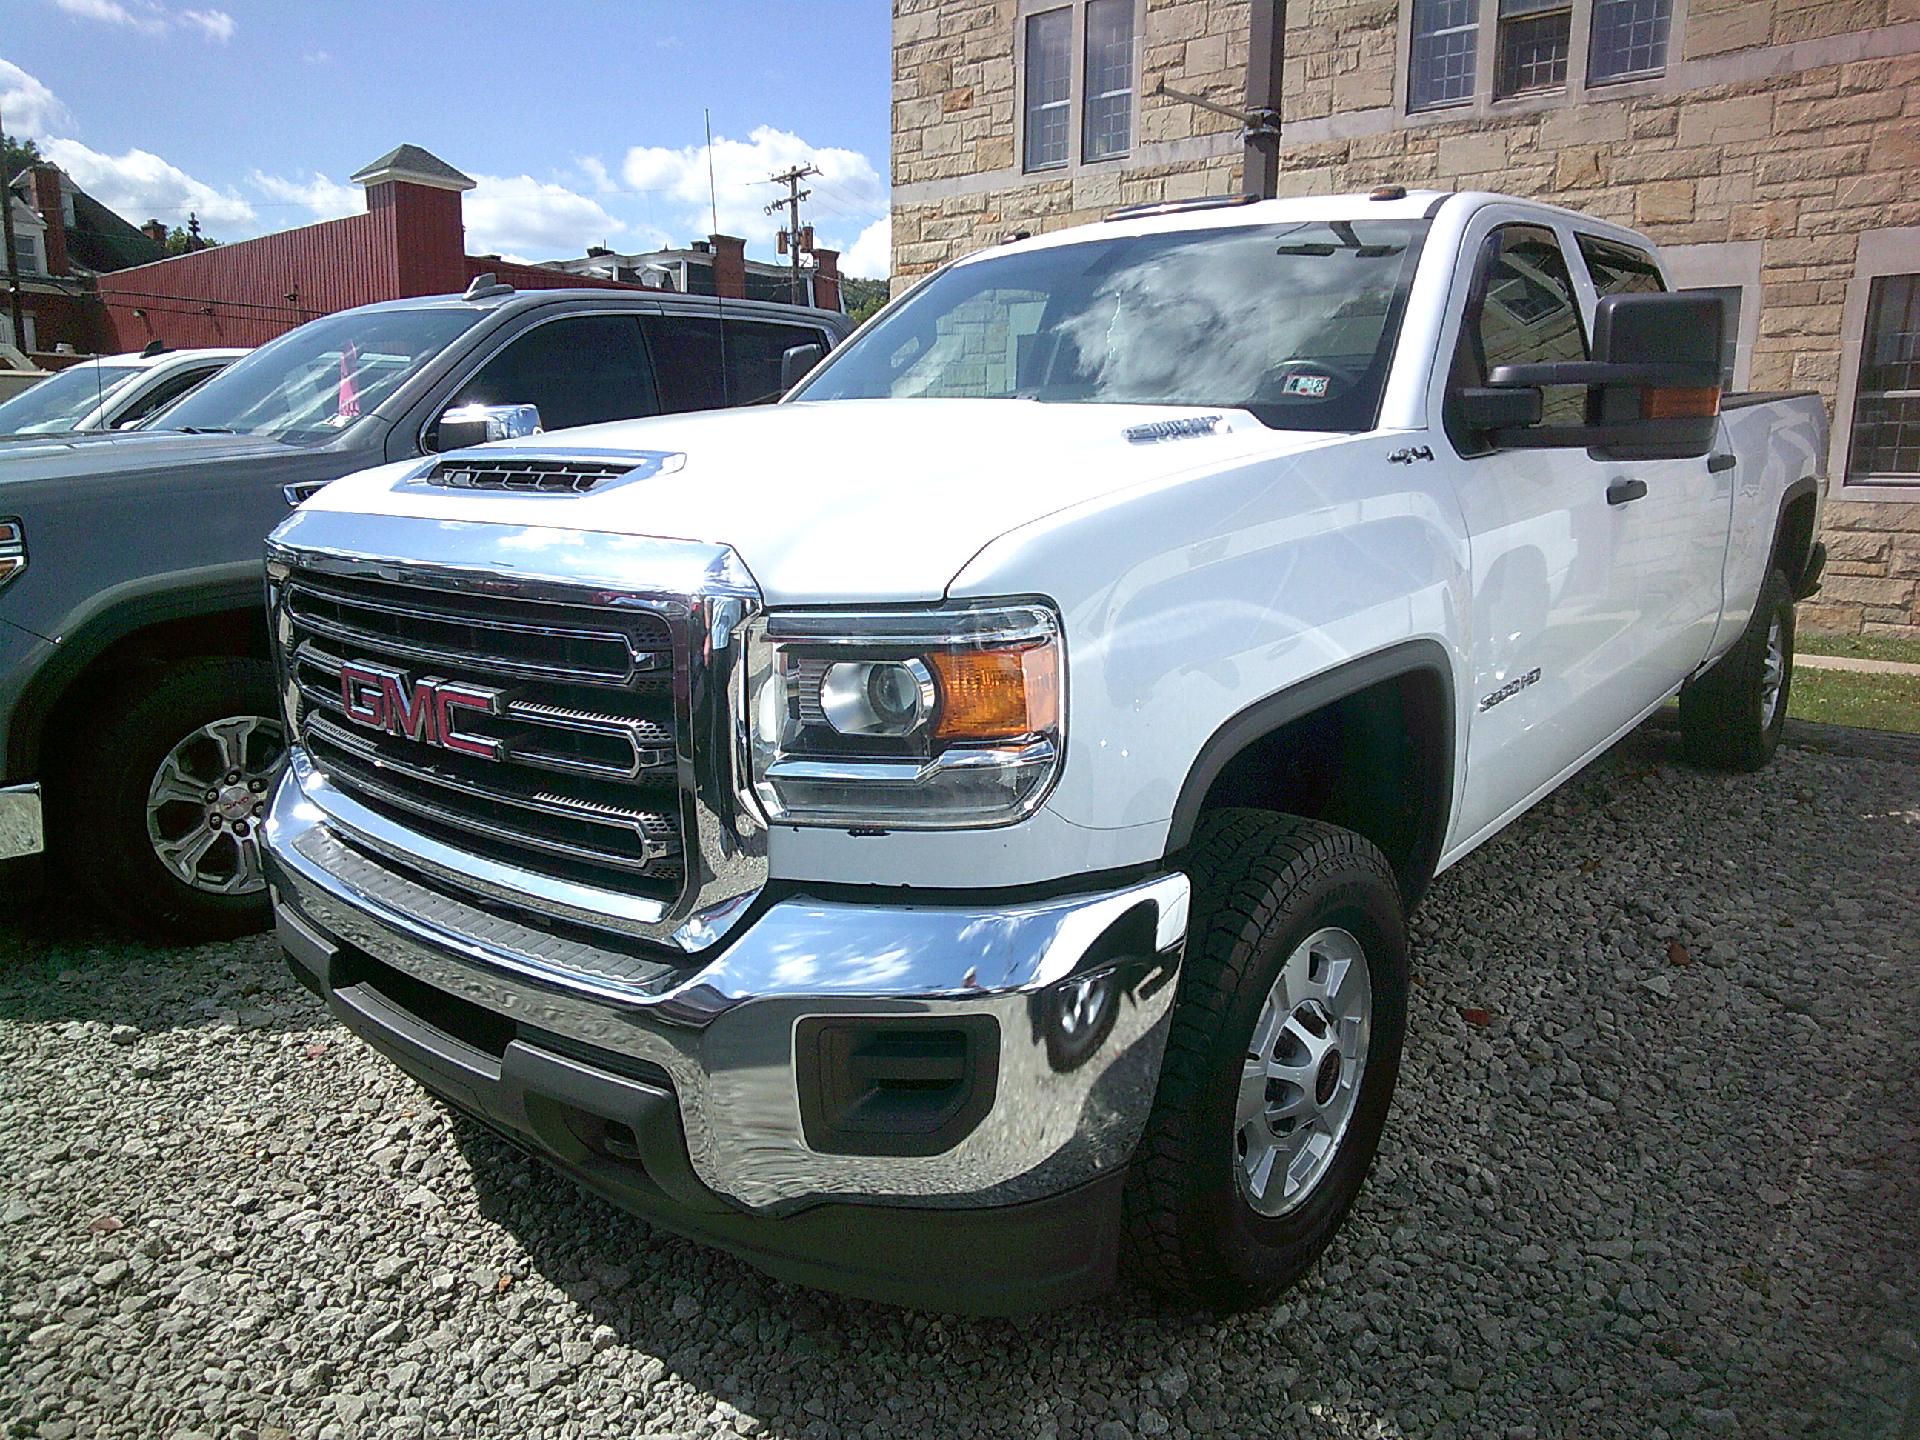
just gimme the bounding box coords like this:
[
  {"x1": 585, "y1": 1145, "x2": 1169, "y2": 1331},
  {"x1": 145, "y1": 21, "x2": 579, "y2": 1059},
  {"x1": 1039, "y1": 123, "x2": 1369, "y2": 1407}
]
[
  {"x1": 1578, "y1": 236, "x2": 1665, "y2": 299},
  {"x1": 723, "y1": 321, "x2": 831, "y2": 404},
  {"x1": 640, "y1": 315, "x2": 828, "y2": 411},
  {"x1": 446, "y1": 313, "x2": 658, "y2": 436},
  {"x1": 1451, "y1": 224, "x2": 1589, "y2": 433}
]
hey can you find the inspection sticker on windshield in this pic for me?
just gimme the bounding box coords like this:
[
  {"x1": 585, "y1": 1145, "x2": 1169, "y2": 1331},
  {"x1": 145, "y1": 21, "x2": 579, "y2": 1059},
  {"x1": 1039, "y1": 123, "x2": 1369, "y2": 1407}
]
[{"x1": 1282, "y1": 373, "x2": 1331, "y2": 398}]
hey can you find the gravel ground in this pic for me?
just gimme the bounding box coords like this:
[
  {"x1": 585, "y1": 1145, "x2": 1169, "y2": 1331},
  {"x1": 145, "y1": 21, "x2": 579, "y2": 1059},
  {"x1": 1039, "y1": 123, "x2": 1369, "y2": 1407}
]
[{"x1": 3, "y1": 728, "x2": 1917, "y2": 1440}]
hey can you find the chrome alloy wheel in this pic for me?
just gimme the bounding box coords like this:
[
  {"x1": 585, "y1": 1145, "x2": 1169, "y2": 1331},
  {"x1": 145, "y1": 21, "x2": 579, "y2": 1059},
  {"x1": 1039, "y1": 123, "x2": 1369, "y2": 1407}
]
[
  {"x1": 1760, "y1": 614, "x2": 1787, "y2": 729},
  {"x1": 1235, "y1": 925, "x2": 1373, "y2": 1218},
  {"x1": 144, "y1": 715, "x2": 287, "y2": 896}
]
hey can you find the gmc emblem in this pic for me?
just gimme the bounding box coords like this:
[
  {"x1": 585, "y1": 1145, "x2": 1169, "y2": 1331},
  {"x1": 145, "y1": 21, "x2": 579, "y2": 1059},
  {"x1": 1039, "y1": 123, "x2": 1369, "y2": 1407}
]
[{"x1": 338, "y1": 660, "x2": 504, "y2": 761}]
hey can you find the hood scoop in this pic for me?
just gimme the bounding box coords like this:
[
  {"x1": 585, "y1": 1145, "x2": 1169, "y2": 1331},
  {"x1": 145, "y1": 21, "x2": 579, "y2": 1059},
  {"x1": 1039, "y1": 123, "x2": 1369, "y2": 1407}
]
[{"x1": 410, "y1": 449, "x2": 686, "y2": 497}]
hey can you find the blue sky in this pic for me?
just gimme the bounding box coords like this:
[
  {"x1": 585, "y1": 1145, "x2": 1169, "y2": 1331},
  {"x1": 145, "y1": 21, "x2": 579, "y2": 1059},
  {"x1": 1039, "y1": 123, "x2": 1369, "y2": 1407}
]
[{"x1": 1, "y1": 0, "x2": 895, "y2": 275}]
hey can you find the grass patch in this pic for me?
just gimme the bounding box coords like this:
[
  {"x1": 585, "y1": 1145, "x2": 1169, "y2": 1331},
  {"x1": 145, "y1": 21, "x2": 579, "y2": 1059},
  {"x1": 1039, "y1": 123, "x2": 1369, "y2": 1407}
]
[
  {"x1": 1797, "y1": 632, "x2": 1920, "y2": 666},
  {"x1": 1788, "y1": 667, "x2": 1920, "y2": 734}
]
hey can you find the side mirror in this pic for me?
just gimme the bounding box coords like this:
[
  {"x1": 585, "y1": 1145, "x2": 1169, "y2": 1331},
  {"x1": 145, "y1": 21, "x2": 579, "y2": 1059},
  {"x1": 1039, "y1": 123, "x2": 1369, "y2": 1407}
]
[
  {"x1": 434, "y1": 402, "x2": 541, "y2": 452},
  {"x1": 1455, "y1": 386, "x2": 1542, "y2": 432},
  {"x1": 1470, "y1": 292, "x2": 1725, "y2": 460},
  {"x1": 781, "y1": 344, "x2": 825, "y2": 393}
]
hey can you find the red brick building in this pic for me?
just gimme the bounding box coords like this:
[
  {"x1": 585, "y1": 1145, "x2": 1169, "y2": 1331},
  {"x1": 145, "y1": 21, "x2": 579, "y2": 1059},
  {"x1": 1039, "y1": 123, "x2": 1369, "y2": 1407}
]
[{"x1": 91, "y1": 144, "x2": 772, "y2": 353}]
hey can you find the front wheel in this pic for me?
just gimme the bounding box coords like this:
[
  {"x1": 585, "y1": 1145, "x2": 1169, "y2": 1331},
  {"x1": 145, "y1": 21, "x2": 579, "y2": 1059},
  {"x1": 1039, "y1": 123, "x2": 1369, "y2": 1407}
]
[
  {"x1": 56, "y1": 657, "x2": 287, "y2": 943},
  {"x1": 1124, "y1": 809, "x2": 1408, "y2": 1310}
]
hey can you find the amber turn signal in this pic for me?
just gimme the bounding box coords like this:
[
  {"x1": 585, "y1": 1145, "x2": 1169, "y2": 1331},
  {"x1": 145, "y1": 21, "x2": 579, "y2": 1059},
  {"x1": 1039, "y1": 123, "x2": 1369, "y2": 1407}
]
[
  {"x1": 1644, "y1": 385, "x2": 1721, "y2": 420},
  {"x1": 929, "y1": 643, "x2": 1060, "y2": 741}
]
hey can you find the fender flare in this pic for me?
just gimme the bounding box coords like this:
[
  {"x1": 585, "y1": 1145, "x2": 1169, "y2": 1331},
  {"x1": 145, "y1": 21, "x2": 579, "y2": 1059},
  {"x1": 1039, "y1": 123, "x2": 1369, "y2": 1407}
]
[
  {"x1": 1163, "y1": 638, "x2": 1457, "y2": 899},
  {"x1": 7, "y1": 569, "x2": 267, "y2": 779},
  {"x1": 1767, "y1": 476, "x2": 1821, "y2": 597}
]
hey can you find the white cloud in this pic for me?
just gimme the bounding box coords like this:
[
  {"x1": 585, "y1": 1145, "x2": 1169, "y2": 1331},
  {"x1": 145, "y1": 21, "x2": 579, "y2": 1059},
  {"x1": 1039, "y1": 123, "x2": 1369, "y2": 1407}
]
[
  {"x1": 0, "y1": 59, "x2": 73, "y2": 138},
  {"x1": 301, "y1": 49, "x2": 330, "y2": 64},
  {"x1": 617, "y1": 125, "x2": 886, "y2": 257},
  {"x1": 462, "y1": 174, "x2": 625, "y2": 260},
  {"x1": 50, "y1": 0, "x2": 234, "y2": 40},
  {"x1": 249, "y1": 169, "x2": 359, "y2": 221},
  {"x1": 576, "y1": 155, "x2": 613, "y2": 194},
  {"x1": 43, "y1": 136, "x2": 255, "y2": 231},
  {"x1": 180, "y1": 8, "x2": 234, "y2": 41},
  {"x1": 840, "y1": 216, "x2": 890, "y2": 279}
]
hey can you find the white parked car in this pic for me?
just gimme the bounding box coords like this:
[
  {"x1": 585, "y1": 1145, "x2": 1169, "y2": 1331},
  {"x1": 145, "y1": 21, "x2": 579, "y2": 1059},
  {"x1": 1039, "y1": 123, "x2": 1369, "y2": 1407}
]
[
  {"x1": 0, "y1": 347, "x2": 246, "y2": 437},
  {"x1": 258, "y1": 189, "x2": 1827, "y2": 1314}
]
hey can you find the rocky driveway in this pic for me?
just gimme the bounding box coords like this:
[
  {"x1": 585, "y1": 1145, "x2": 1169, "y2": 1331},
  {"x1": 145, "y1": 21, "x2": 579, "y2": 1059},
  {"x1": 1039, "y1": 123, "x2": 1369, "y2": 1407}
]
[{"x1": 2, "y1": 727, "x2": 1917, "y2": 1440}]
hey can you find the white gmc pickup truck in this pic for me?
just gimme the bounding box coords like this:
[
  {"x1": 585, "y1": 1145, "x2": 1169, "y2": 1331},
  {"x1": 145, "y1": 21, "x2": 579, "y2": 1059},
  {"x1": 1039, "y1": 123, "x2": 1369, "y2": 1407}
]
[{"x1": 261, "y1": 189, "x2": 1828, "y2": 1314}]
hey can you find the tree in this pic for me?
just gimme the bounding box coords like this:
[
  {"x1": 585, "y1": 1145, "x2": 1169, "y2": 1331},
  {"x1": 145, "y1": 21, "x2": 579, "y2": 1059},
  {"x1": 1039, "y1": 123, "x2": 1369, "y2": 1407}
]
[
  {"x1": 842, "y1": 275, "x2": 890, "y2": 326},
  {"x1": 1, "y1": 135, "x2": 42, "y2": 186}
]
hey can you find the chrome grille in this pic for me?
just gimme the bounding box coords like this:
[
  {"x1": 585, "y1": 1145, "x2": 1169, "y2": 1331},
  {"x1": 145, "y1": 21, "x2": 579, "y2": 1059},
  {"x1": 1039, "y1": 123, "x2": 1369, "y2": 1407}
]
[
  {"x1": 280, "y1": 568, "x2": 685, "y2": 899},
  {"x1": 416, "y1": 457, "x2": 640, "y2": 494}
]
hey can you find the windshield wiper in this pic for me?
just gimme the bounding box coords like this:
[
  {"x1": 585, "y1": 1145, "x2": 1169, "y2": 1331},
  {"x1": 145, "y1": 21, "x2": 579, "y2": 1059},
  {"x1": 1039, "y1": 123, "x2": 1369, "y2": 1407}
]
[{"x1": 176, "y1": 425, "x2": 237, "y2": 434}]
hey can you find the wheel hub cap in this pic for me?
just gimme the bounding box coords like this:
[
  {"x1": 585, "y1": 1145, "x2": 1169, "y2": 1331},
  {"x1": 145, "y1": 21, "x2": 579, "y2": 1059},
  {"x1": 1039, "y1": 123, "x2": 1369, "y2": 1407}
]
[
  {"x1": 145, "y1": 715, "x2": 287, "y2": 897},
  {"x1": 1234, "y1": 925, "x2": 1373, "y2": 1218}
]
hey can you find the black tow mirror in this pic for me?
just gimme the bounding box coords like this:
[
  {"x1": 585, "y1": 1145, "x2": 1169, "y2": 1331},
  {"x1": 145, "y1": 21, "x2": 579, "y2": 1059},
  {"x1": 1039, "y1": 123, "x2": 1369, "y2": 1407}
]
[
  {"x1": 1472, "y1": 291, "x2": 1726, "y2": 460},
  {"x1": 781, "y1": 344, "x2": 825, "y2": 392},
  {"x1": 1456, "y1": 386, "x2": 1542, "y2": 432}
]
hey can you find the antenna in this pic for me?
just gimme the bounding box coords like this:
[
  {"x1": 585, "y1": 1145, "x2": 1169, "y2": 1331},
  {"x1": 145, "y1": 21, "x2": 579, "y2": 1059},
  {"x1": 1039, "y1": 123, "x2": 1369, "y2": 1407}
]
[{"x1": 705, "y1": 108, "x2": 733, "y2": 406}]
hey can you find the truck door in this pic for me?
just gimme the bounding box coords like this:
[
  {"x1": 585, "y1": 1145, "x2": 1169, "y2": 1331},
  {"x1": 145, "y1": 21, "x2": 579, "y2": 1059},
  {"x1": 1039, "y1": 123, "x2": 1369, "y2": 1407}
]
[
  {"x1": 1572, "y1": 233, "x2": 1730, "y2": 693},
  {"x1": 1442, "y1": 220, "x2": 1655, "y2": 842}
]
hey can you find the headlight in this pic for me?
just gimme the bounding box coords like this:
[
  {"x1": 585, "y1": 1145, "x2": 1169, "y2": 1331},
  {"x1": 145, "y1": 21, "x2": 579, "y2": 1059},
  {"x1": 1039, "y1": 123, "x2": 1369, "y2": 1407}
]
[
  {"x1": 0, "y1": 519, "x2": 24, "y2": 590},
  {"x1": 746, "y1": 601, "x2": 1063, "y2": 828}
]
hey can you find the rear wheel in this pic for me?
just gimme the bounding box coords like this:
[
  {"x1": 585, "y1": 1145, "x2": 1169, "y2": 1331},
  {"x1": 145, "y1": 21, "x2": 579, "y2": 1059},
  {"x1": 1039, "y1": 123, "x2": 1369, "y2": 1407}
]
[
  {"x1": 57, "y1": 657, "x2": 286, "y2": 943},
  {"x1": 1680, "y1": 566, "x2": 1794, "y2": 772},
  {"x1": 1124, "y1": 809, "x2": 1408, "y2": 1310}
]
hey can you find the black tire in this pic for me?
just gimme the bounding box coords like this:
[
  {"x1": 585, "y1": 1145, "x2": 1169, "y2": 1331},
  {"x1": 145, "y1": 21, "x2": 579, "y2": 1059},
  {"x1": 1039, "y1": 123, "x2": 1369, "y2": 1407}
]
[
  {"x1": 54, "y1": 657, "x2": 285, "y2": 943},
  {"x1": 1679, "y1": 566, "x2": 1794, "y2": 773},
  {"x1": 1124, "y1": 808, "x2": 1408, "y2": 1310}
]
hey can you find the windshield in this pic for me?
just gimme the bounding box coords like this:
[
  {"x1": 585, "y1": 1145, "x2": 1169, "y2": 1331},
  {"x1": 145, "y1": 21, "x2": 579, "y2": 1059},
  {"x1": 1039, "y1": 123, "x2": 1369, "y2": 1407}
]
[
  {"x1": 0, "y1": 363, "x2": 144, "y2": 434},
  {"x1": 152, "y1": 306, "x2": 484, "y2": 446},
  {"x1": 797, "y1": 219, "x2": 1428, "y2": 431}
]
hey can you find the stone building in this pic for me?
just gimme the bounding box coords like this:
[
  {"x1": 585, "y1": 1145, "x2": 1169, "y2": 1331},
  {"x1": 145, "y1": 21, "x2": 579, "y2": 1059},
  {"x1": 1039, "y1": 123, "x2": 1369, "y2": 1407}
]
[{"x1": 891, "y1": 0, "x2": 1920, "y2": 634}]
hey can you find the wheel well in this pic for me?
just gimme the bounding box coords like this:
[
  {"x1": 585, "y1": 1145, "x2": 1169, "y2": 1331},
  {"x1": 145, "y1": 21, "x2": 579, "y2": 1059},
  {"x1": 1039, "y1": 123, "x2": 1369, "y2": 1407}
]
[
  {"x1": 1182, "y1": 668, "x2": 1452, "y2": 909},
  {"x1": 18, "y1": 609, "x2": 267, "y2": 783},
  {"x1": 1772, "y1": 488, "x2": 1817, "y2": 593}
]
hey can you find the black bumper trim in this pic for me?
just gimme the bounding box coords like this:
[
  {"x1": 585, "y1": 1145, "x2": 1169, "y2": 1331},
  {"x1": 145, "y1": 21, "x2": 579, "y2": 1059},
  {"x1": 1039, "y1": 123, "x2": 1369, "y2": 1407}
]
[{"x1": 275, "y1": 905, "x2": 1123, "y2": 1315}]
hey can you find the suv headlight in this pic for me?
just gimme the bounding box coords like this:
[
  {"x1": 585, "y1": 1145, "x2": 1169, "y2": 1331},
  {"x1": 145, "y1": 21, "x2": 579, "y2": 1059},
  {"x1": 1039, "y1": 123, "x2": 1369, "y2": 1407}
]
[
  {"x1": 0, "y1": 519, "x2": 23, "y2": 591},
  {"x1": 746, "y1": 601, "x2": 1063, "y2": 828}
]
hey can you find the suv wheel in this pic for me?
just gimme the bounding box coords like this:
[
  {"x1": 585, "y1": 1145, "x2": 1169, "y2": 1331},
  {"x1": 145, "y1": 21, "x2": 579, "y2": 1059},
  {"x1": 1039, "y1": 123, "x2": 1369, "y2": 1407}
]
[
  {"x1": 1679, "y1": 566, "x2": 1795, "y2": 772},
  {"x1": 58, "y1": 657, "x2": 287, "y2": 943},
  {"x1": 1124, "y1": 808, "x2": 1408, "y2": 1310}
]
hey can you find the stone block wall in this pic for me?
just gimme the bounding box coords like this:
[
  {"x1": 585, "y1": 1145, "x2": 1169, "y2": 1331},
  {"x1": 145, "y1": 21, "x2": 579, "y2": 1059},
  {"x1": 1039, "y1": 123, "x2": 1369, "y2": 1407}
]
[{"x1": 892, "y1": 0, "x2": 1920, "y2": 630}]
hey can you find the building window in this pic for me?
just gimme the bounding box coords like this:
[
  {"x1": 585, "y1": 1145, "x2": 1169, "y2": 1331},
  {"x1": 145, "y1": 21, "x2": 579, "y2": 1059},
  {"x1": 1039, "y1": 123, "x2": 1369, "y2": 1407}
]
[
  {"x1": 1848, "y1": 274, "x2": 1920, "y2": 483},
  {"x1": 1589, "y1": 0, "x2": 1671, "y2": 83},
  {"x1": 1024, "y1": 8, "x2": 1073, "y2": 172},
  {"x1": 1497, "y1": 0, "x2": 1571, "y2": 97},
  {"x1": 10, "y1": 234, "x2": 39, "y2": 275},
  {"x1": 1082, "y1": 0, "x2": 1134, "y2": 161},
  {"x1": 1409, "y1": 0, "x2": 1480, "y2": 111}
]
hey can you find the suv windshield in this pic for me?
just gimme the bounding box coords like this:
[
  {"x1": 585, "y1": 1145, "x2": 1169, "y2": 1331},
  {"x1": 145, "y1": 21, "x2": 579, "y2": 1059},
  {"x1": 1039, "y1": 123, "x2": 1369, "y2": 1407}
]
[
  {"x1": 0, "y1": 363, "x2": 143, "y2": 435},
  {"x1": 152, "y1": 306, "x2": 484, "y2": 446},
  {"x1": 796, "y1": 219, "x2": 1427, "y2": 431}
]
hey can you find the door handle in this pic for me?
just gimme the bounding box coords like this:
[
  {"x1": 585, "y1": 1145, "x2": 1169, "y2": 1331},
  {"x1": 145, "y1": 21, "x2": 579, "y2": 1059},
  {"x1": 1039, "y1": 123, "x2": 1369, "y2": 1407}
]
[
  {"x1": 1707, "y1": 452, "x2": 1737, "y2": 473},
  {"x1": 1606, "y1": 478, "x2": 1648, "y2": 506}
]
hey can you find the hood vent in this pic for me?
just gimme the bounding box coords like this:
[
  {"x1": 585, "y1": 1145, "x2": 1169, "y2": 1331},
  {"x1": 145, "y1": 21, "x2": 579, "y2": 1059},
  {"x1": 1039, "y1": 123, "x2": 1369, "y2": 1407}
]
[{"x1": 412, "y1": 450, "x2": 685, "y2": 497}]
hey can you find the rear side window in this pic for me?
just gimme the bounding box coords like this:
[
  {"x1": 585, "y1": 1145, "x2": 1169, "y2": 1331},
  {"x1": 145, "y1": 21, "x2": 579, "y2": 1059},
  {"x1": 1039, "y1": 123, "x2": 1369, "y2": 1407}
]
[
  {"x1": 1454, "y1": 224, "x2": 1589, "y2": 429},
  {"x1": 449, "y1": 313, "x2": 658, "y2": 434},
  {"x1": 1578, "y1": 235, "x2": 1665, "y2": 299},
  {"x1": 642, "y1": 315, "x2": 728, "y2": 413}
]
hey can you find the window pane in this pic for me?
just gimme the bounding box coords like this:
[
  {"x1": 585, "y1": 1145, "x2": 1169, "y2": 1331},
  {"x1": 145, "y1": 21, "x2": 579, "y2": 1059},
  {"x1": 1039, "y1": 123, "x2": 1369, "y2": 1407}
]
[
  {"x1": 640, "y1": 315, "x2": 728, "y2": 413},
  {"x1": 1578, "y1": 235, "x2": 1665, "y2": 298},
  {"x1": 1470, "y1": 224, "x2": 1588, "y2": 425},
  {"x1": 1680, "y1": 285, "x2": 1743, "y2": 390},
  {"x1": 1498, "y1": 8, "x2": 1570, "y2": 96},
  {"x1": 1849, "y1": 273, "x2": 1920, "y2": 481},
  {"x1": 1082, "y1": 0, "x2": 1134, "y2": 161},
  {"x1": 1410, "y1": 0, "x2": 1479, "y2": 110},
  {"x1": 1589, "y1": 0, "x2": 1671, "y2": 83},
  {"x1": 453, "y1": 314, "x2": 658, "y2": 432},
  {"x1": 1024, "y1": 9, "x2": 1072, "y2": 171},
  {"x1": 723, "y1": 320, "x2": 829, "y2": 405}
]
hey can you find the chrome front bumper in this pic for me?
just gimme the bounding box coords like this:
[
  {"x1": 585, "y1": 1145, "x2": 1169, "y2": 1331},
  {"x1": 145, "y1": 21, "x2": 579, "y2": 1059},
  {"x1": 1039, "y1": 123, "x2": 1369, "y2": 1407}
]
[
  {"x1": 0, "y1": 782, "x2": 43, "y2": 862},
  {"x1": 263, "y1": 768, "x2": 1189, "y2": 1213}
]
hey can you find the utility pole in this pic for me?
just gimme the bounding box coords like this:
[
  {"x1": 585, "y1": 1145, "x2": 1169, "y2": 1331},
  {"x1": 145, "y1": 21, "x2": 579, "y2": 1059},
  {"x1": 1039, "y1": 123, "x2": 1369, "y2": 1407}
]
[
  {"x1": 1152, "y1": 0, "x2": 1286, "y2": 199},
  {"x1": 764, "y1": 163, "x2": 819, "y2": 306},
  {"x1": 0, "y1": 104, "x2": 26, "y2": 350}
]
